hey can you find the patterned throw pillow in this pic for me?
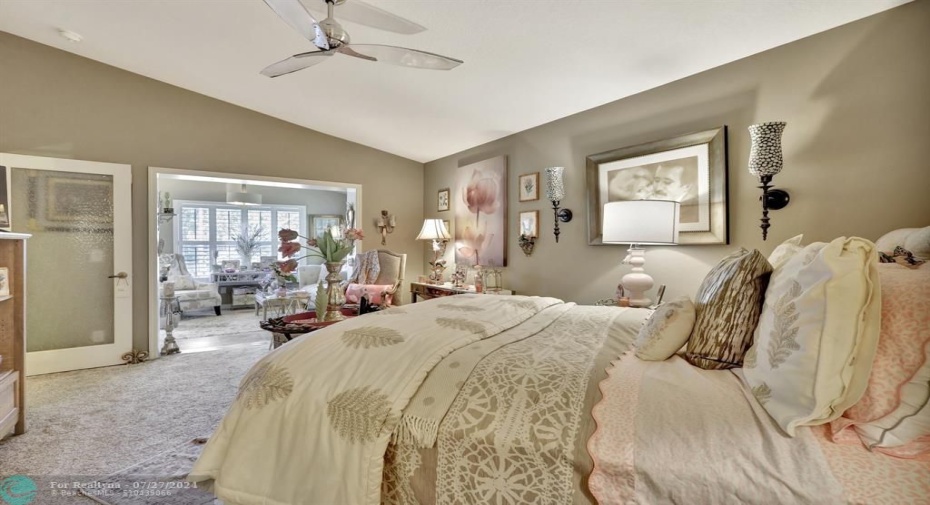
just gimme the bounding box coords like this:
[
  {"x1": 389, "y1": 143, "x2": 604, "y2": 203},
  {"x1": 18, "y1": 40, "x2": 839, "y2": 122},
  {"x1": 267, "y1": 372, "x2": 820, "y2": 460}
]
[
  {"x1": 742, "y1": 237, "x2": 881, "y2": 436},
  {"x1": 831, "y1": 264, "x2": 930, "y2": 457},
  {"x1": 684, "y1": 248, "x2": 772, "y2": 370},
  {"x1": 634, "y1": 297, "x2": 696, "y2": 361}
]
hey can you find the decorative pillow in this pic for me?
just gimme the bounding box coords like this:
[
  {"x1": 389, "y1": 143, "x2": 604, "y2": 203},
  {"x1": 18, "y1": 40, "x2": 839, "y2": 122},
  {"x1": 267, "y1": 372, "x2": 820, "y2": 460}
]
[
  {"x1": 742, "y1": 237, "x2": 881, "y2": 436},
  {"x1": 170, "y1": 274, "x2": 197, "y2": 291},
  {"x1": 634, "y1": 297, "x2": 696, "y2": 361},
  {"x1": 768, "y1": 234, "x2": 804, "y2": 270},
  {"x1": 875, "y1": 226, "x2": 930, "y2": 261},
  {"x1": 831, "y1": 264, "x2": 930, "y2": 457},
  {"x1": 684, "y1": 248, "x2": 772, "y2": 370},
  {"x1": 903, "y1": 226, "x2": 930, "y2": 261},
  {"x1": 874, "y1": 228, "x2": 918, "y2": 253},
  {"x1": 878, "y1": 246, "x2": 926, "y2": 268},
  {"x1": 345, "y1": 284, "x2": 395, "y2": 306}
]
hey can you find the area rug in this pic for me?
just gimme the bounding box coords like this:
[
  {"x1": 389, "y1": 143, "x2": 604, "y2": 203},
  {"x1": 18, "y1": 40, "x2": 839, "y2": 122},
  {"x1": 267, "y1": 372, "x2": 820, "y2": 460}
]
[
  {"x1": 173, "y1": 309, "x2": 263, "y2": 340},
  {"x1": 79, "y1": 438, "x2": 215, "y2": 505}
]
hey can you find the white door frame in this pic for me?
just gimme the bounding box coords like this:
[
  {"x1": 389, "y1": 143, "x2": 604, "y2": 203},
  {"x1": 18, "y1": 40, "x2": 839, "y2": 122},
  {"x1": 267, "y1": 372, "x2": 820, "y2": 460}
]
[
  {"x1": 1, "y1": 153, "x2": 133, "y2": 375},
  {"x1": 147, "y1": 166, "x2": 361, "y2": 358}
]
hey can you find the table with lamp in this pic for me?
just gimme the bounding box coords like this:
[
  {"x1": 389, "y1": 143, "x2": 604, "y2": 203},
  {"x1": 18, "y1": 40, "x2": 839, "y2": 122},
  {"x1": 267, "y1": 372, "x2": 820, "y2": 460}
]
[
  {"x1": 411, "y1": 218, "x2": 513, "y2": 301},
  {"x1": 601, "y1": 199, "x2": 680, "y2": 308}
]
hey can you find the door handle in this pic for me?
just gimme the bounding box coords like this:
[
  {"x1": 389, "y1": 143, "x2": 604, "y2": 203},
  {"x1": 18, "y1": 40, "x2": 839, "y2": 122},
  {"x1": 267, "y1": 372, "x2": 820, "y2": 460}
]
[{"x1": 108, "y1": 272, "x2": 129, "y2": 279}]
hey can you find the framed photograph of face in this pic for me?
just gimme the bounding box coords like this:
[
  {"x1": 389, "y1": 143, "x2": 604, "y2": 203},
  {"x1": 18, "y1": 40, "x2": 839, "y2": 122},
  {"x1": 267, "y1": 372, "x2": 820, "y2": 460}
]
[
  {"x1": 437, "y1": 188, "x2": 450, "y2": 212},
  {"x1": 519, "y1": 210, "x2": 539, "y2": 238},
  {"x1": 518, "y1": 172, "x2": 539, "y2": 202},
  {"x1": 586, "y1": 126, "x2": 728, "y2": 245}
]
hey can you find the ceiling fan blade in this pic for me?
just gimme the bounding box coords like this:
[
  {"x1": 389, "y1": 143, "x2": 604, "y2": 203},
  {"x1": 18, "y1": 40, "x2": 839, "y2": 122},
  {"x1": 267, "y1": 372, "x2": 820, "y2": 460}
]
[
  {"x1": 263, "y1": 0, "x2": 330, "y2": 50},
  {"x1": 337, "y1": 45, "x2": 376, "y2": 62},
  {"x1": 347, "y1": 44, "x2": 462, "y2": 70},
  {"x1": 302, "y1": 0, "x2": 426, "y2": 35},
  {"x1": 260, "y1": 51, "x2": 334, "y2": 77}
]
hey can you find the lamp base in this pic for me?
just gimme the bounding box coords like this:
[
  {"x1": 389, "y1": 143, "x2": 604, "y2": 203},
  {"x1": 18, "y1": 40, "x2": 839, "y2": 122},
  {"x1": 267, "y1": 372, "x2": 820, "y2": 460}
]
[{"x1": 620, "y1": 247, "x2": 654, "y2": 308}]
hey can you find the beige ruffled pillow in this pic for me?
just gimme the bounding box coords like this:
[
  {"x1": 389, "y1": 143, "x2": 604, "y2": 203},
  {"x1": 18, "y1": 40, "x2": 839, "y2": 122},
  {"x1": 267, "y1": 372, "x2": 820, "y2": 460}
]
[
  {"x1": 634, "y1": 297, "x2": 696, "y2": 361},
  {"x1": 768, "y1": 234, "x2": 804, "y2": 270},
  {"x1": 743, "y1": 237, "x2": 881, "y2": 436}
]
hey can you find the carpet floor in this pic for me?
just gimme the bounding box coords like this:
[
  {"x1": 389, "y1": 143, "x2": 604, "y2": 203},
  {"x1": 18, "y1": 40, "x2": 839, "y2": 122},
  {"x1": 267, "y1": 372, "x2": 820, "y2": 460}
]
[{"x1": 0, "y1": 344, "x2": 265, "y2": 502}]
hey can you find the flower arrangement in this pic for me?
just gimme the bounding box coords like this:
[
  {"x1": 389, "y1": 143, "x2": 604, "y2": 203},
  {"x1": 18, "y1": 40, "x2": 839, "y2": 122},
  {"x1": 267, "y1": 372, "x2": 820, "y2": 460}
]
[{"x1": 276, "y1": 226, "x2": 364, "y2": 275}]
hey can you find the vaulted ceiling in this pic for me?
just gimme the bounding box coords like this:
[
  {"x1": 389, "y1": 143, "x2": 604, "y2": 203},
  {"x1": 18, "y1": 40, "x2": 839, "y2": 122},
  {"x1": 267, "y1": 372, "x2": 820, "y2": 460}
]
[{"x1": 0, "y1": 0, "x2": 909, "y2": 162}]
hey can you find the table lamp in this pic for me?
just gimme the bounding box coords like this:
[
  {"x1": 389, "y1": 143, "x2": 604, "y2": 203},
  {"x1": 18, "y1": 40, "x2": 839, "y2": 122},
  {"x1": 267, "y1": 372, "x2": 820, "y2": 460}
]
[
  {"x1": 602, "y1": 200, "x2": 680, "y2": 307},
  {"x1": 416, "y1": 219, "x2": 451, "y2": 284}
]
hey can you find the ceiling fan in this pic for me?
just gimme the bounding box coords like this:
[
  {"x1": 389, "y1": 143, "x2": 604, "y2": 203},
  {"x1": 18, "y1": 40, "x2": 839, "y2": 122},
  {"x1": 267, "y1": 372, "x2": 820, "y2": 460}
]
[{"x1": 261, "y1": 0, "x2": 463, "y2": 77}]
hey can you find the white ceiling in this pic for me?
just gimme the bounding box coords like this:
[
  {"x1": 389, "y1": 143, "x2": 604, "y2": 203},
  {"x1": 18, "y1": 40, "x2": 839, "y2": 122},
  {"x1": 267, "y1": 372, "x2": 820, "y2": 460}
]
[{"x1": 0, "y1": 0, "x2": 909, "y2": 163}]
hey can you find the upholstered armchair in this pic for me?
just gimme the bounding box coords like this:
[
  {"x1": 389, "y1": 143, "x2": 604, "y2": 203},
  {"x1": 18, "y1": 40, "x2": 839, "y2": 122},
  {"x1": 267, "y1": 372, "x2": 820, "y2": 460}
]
[
  {"x1": 345, "y1": 249, "x2": 407, "y2": 306},
  {"x1": 160, "y1": 254, "x2": 222, "y2": 316}
]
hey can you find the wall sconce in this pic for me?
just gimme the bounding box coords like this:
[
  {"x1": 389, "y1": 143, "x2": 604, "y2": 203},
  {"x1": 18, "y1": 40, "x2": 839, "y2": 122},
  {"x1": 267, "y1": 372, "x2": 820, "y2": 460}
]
[
  {"x1": 544, "y1": 166, "x2": 573, "y2": 243},
  {"x1": 748, "y1": 122, "x2": 790, "y2": 241},
  {"x1": 518, "y1": 234, "x2": 536, "y2": 256},
  {"x1": 374, "y1": 209, "x2": 396, "y2": 245},
  {"x1": 416, "y1": 219, "x2": 451, "y2": 284}
]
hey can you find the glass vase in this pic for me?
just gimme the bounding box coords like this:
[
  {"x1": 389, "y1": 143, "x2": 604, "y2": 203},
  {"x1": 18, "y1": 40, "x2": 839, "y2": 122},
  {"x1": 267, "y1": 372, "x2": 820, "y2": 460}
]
[{"x1": 323, "y1": 261, "x2": 346, "y2": 322}]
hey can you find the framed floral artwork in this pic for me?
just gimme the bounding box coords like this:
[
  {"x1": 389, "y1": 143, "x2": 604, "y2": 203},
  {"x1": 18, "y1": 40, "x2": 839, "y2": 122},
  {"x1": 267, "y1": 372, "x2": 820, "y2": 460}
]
[
  {"x1": 519, "y1": 210, "x2": 539, "y2": 238},
  {"x1": 0, "y1": 267, "x2": 8, "y2": 296},
  {"x1": 437, "y1": 188, "x2": 450, "y2": 212},
  {"x1": 518, "y1": 172, "x2": 539, "y2": 202},
  {"x1": 586, "y1": 126, "x2": 728, "y2": 245},
  {"x1": 455, "y1": 155, "x2": 507, "y2": 267}
]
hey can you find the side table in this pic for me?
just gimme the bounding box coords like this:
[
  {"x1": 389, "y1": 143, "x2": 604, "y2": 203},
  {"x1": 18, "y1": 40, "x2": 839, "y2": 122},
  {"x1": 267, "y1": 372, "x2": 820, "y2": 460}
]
[
  {"x1": 160, "y1": 295, "x2": 182, "y2": 355},
  {"x1": 409, "y1": 282, "x2": 514, "y2": 302}
]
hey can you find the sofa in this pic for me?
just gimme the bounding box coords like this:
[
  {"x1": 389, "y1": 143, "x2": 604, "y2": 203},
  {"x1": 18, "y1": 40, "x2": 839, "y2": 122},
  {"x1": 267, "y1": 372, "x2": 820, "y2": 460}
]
[{"x1": 297, "y1": 250, "x2": 407, "y2": 306}]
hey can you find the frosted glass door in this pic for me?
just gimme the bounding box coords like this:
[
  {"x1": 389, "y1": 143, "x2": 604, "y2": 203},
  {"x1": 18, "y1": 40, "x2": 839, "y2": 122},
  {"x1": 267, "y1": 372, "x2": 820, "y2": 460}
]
[{"x1": 0, "y1": 154, "x2": 132, "y2": 375}]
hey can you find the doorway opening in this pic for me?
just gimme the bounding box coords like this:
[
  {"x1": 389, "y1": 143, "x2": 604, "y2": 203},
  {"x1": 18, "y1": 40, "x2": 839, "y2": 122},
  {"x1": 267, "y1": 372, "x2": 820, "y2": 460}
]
[{"x1": 148, "y1": 168, "x2": 360, "y2": 356}]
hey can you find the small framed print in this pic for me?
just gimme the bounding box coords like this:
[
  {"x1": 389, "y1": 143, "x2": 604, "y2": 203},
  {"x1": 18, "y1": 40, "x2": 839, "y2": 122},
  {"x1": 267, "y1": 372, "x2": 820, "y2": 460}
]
[
  {"x1": 519, "y1": 210, "x2": 539, "y2": 238},
  {"x1": 221, "y1": 259, "x2": 240, "y2": 272},
  {"x1": 518, "y1": 172, "x2": 540, "y2": 202},
  {"x1": 437, "y1": 188, "x2": 450, "y2": 212},
  {"x1": 0, "y1": 267, "x2": 9, "y2": 296}
]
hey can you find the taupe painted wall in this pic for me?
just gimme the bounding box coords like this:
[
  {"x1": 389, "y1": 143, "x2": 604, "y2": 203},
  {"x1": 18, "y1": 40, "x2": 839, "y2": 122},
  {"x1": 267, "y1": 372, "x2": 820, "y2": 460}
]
[
  {"x1": 424, "y1": 1, "x2": 930, "y2": 304},
  {"x1": 0, "y1": 32, "x2": 425, "y2": 351}
]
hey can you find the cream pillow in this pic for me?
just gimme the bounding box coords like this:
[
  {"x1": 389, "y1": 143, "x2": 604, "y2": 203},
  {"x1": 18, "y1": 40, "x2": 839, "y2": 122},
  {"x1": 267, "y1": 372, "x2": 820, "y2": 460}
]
[
  {"x1": 768, "y1": 234, "x2": 804, "y2": 270},
  {"x1": 634, "y1": 297, "x2": 696, "y2": 361},
  {"x1": 742, "y1": 237, "x2": 881, "y2": 436},
  {"x1": 903, "y1": 226, "x2": 930, "y2": 261}
]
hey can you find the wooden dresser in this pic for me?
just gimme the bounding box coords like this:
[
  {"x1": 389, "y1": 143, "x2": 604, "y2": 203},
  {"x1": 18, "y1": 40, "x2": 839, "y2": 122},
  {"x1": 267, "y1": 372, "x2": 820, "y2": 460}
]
[{"x1": 0, "y1": 232, "x2": 28, "y2": 440}]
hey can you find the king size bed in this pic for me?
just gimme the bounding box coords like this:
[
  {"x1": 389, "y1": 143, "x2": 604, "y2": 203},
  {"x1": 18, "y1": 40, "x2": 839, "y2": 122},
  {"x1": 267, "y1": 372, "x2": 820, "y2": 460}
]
[{"x1": 190, "y1": 230, "x2": 930, "y2": 505}]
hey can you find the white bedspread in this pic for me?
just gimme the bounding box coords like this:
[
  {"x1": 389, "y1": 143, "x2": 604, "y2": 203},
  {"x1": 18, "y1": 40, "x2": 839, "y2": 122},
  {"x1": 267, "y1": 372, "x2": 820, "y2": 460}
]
[{"x1": 189, "y1": 295, "x2": 561, "y2": 505}]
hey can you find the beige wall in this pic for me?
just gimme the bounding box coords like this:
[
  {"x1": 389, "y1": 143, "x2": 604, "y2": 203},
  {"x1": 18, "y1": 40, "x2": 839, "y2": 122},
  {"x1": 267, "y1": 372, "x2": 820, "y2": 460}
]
[
  {"x1": 0, "y1": 32, "x2": 425, "y2": 351},
  {"x1": 424, "y1": 1, "x2": 930, "y2": 304}
]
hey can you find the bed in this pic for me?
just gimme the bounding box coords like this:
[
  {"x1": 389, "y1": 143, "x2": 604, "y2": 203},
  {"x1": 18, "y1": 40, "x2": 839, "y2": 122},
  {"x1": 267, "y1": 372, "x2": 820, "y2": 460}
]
[{"x1": 190, "y1": 230, "x2": 930, "y2": 505}]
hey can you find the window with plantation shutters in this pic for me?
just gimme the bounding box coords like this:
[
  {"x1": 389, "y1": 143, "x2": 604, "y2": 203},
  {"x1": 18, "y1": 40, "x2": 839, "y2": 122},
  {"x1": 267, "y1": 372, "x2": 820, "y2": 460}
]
[{"x1": 174, "y1": 201, "x2": 307, "y2": 278}]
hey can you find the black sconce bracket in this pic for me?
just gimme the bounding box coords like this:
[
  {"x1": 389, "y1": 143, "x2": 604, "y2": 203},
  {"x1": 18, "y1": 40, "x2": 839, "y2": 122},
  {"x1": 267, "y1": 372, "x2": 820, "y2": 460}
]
[
  {"x1": 550, "y1": 202, "x2": 573, "y2": 243},
  {"x1": 758, "y1": 175, "x2": 790, "y2": 241}
]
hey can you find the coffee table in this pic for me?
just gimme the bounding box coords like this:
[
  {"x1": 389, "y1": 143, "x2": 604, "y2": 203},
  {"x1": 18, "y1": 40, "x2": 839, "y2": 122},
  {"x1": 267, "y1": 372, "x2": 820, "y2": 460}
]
[
  {"x1": 260, "y1": 308, "x2": 358, "y2": 348},
  {"x1": 254, "y1": 291, "x2": 311, "y2": 320}
]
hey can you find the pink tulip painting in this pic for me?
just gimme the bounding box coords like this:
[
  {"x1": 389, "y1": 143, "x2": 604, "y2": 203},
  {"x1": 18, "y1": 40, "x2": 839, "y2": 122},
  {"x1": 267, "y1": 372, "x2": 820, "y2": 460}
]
[{"x1": 455, "y1": 156, "x2": 507, "y2": 267}]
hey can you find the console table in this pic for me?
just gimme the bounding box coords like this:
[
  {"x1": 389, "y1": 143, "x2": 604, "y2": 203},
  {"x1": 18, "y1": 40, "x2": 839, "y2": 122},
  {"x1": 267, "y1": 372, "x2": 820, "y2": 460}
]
[
  {"x1": 212, "y1": 271, "x2": 265, "y2": 308},
  {"x1": 410, "y1": 282, "x2": 513, "y2": 303}
]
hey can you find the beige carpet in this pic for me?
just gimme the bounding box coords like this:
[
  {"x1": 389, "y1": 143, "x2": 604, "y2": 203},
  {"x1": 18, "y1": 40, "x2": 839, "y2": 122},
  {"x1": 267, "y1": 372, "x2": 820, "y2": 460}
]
[
  {"x1": 0, "y1": 345, "x2": 265, "y2": 503},
  {"x1": 174, "y1": 309, "x2": 263, "y2": 340}
]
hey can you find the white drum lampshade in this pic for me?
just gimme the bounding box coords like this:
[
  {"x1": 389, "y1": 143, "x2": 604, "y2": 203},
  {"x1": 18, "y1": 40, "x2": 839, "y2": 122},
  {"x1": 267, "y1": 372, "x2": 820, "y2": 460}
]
[{"x1": 602, "y1": 200, "x2": 680, "y2": 307}]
